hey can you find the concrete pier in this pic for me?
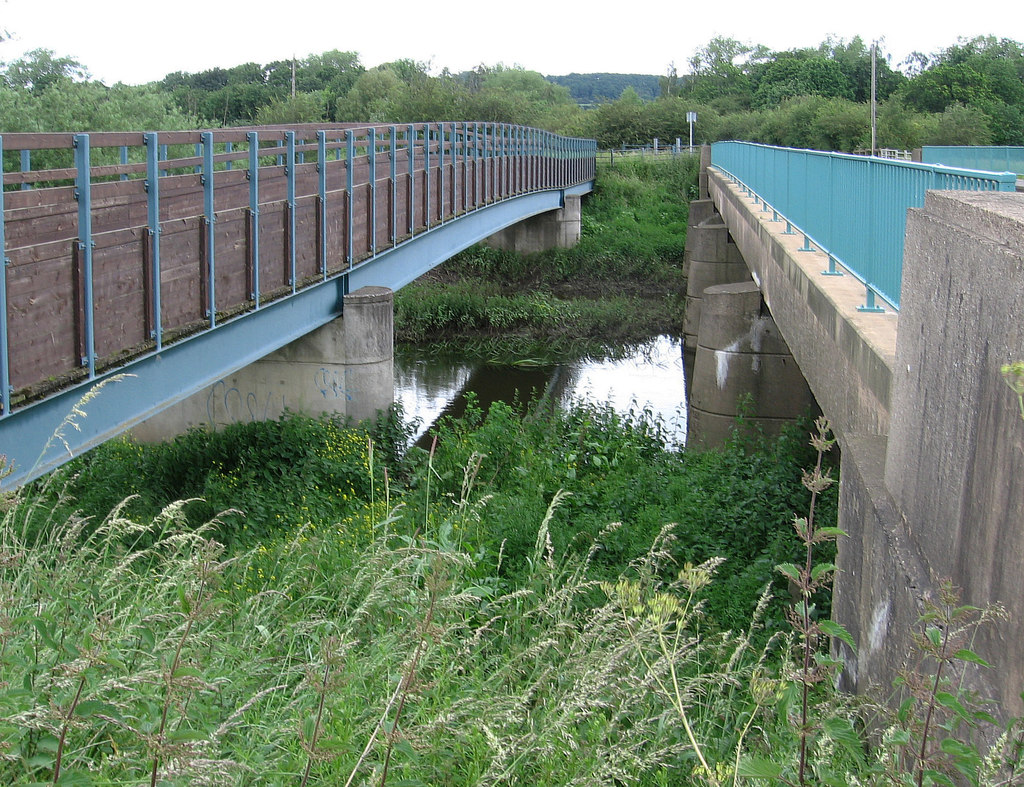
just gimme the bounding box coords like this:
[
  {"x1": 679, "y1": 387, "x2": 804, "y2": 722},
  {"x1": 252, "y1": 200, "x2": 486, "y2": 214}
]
[
  {"x1": 687, "y1": 280, "x2": 815, "y2": 447},
  {"x1": 681, "y1": 216, "x2": 750, "y2": 351},
  {"x1": 486, "y1": 194, "x2": 582, "y2": 253},
  {"x1": 133, "y1": 286, "x2": 394, "y2": 440}
]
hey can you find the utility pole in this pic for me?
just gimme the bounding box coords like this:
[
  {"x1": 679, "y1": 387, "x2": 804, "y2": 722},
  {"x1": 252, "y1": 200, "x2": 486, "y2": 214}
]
[{"x1": 291, "y1": 57, "x2": 296, "y2": 99}]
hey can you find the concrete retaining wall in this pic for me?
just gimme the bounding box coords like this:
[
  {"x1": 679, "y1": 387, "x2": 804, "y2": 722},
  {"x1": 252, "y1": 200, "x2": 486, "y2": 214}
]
[{"x1": 884, "y1": 191, "x2": 1024, "y2": 714}]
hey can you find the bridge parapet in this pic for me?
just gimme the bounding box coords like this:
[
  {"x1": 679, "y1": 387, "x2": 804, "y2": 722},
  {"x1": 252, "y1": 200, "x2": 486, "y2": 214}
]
[{"x1": 712, "y1": 141, "x2": 1017, "y2": 311}]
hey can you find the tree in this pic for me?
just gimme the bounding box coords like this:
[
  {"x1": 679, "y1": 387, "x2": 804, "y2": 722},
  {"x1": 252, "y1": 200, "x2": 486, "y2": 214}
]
[
  {"x1": 925, "y1": 102, "x2": 994, "y2": 145},
  {"x1": 335, "y1": 66, "x2": 404, "y2": 122},
  {"x1": 2, "y1": 48, "x2": 89, "y2": 93},
  {"x1": 752, "y1": 52, "x2": 853, "y2": 108},
  {"x1": 682, "y1": 36, "x2": 767, "y2": 109},
  {"x1": 255, "y1": 92, "x2": 327, "y2": 125},
  {"x1": 659, "y1": 63, "x2": 682, "y2": 98}
]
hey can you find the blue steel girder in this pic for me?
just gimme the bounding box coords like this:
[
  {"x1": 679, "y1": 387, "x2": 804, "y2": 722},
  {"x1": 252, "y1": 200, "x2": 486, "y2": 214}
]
[{"x1": 0, "y1": 182, "x2": 592, "y2": 490}]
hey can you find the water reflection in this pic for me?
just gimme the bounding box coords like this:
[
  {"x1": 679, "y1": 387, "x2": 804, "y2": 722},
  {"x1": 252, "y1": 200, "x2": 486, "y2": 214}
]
[{"x1": 395, "y1": 335, "x2": 688, "y2": 448}]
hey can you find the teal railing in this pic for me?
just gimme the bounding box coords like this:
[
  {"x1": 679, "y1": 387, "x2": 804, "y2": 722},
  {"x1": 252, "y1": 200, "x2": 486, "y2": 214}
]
[
  {"x1": 710, "y1": 141, "x2": 1017, "y2": 310},
  {"x1": 921, "y1": 146, "x2": 1024, "y2": 178}
]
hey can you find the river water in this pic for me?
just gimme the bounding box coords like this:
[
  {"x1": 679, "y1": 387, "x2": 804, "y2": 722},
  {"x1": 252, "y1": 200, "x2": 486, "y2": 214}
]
[{"x1": 394, "y1": 335, "x2": 689, "y2": 449}]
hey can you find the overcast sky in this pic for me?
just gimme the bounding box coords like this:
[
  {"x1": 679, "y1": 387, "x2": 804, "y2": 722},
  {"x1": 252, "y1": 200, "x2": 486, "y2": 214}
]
[{"x1": 1, "y1": 0, "x2": 1015, "y2": 85}]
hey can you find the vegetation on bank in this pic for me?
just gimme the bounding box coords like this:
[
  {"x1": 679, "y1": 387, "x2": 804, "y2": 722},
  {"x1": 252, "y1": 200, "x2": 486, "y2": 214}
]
[
  {"x1": 394, "y1": 154, "x2": 698, "y2": 360},
  {"x1": 3, "y1": 404, "x2": 1018, "y2": 784}
]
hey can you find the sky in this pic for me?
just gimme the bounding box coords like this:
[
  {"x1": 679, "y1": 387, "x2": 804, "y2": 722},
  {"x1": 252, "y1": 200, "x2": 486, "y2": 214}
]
[{"x1": 0, "y1": 0, "x2": 1015, "y2": 85}]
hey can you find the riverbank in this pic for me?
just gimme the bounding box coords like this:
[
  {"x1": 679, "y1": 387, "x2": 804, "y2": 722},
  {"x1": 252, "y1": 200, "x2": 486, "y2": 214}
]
[
  {"x1": 6, "y1": 398, "x2": 845, "y2": 784},
  {"x1": 394, "y1": 154, "x2": 697, "y2": 360}
]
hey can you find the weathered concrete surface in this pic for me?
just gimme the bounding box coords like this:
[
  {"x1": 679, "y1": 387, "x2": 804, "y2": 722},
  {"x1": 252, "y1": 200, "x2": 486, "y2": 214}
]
[
  {"x1": 885, "y1": 191, "x2": 1024, "y2": 714},
  {"x1": 681, "y1": 217, "x2": 750, "y2": 349},
  {"x1": 708, "y1": 166, "x2": 1024, "y2": 719},
  {"x1": 682, "y1": 199, "x2": 716, "y2": 279},
  {"x1": 486, "y1": 194, "x2": 582, "y2": 253},
  {"x1": 688, "y1": 281, "x2": 815, "y2": 446},
  {"x1": 832, "y1": 434, "x2": 931, "y2": 699},
  {"x1": 133, "y1": 286, "x2": 394, "y2": 439}
]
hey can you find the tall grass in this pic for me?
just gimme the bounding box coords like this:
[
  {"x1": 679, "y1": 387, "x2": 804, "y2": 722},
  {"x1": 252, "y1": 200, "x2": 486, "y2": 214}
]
[{"x1": 2, "y1": 405, "x2": 1018, "y2": 784}]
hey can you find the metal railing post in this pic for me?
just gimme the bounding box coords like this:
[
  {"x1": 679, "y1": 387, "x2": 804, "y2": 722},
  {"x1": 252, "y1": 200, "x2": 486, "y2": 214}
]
[
  {"x1": 368, "y1": 128, "x2": 377, "y2": 254},
  {"x1": 286, "y1": 131, "x2": 297, "y2": 290},
  {"x1": 201, "y1": 131, "x2": 216, "y2": 326},
  {"x1": 407, "y1": 125, "x2": 415, "y2": 236},
  {"x1": 451, "y1": 123, "x2": 460, "y2": 216},
  {"x1": 346, "y1": 130, "x2": 354, "y2": 265},
  {"x1": 144, "y1": 132, "x2": 163, "y2": 350},
  {"x1": 19, "y1": 149, "x2": 30, "y2": 191},
  {"x1": 247, "y1": 131, "x2": 261, "y2": 307},
  {"x1": 438, "y1": 123, "x2": 446, "y2": 223},
  {"x1": 318, "y1": 130, "x2": 328, "y2": 279},
  {"x1": 424, "y1": 125, "x2": 432, "y2": 226},
  {"x1": 74, "y1": 134, "x2": 96, "y2": 378},
  {"x1": 389, "y1": 126, "x2": 397, "y2": 245}
]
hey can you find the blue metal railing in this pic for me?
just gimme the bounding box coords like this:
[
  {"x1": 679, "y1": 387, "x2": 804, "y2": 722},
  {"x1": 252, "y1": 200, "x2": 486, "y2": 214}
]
[
  {"x1": 711, "y1": 141, "x2": 1017, "y2": 310},
  {"x1": 0, "y1": 124, "x2": 597, "y2": 424},
  {"x1": 921, "y1": 146, "x2": 1024, "y2": 177}
]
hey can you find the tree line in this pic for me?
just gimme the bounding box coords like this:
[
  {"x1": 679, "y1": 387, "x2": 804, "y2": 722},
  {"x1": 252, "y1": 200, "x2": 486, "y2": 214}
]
[{"x1": 0, "y1": 35, "x2": 1021, "y2": 152}]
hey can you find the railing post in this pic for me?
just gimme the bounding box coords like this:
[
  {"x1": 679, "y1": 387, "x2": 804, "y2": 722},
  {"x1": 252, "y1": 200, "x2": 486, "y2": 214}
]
[
  {"x1": 19, "y1": 149, "x2": 30, "y2": 191},
  {"x1": 451, "y1": 123, "x2": 460, "y2": 216},
  {"x1": 424, "y1": 124, "x2": 432, "y2": 227},
  {"x1": 286, "y1": 131, "x2": 297, "y2": 290},
  {"x1": 407, "y1": 125, "x2": 415, "y2": 236},
  {"x1": 473, "y1": 122, "x2": 481, "y2": 206},
  {"x1": 461, "y1": 122, "x2": 469, "y2": 212},
  {"x1": 346, "y1": 130, "x2": 355, "y2": 266},
  {"x1": 74, "y1": 133, "x2": 96, "y2": 378},
  {"x1": 438, "y1": 123, "x2": 446, "y2": 223},
  {"x1": 201, "y1": 131, "x2": 216, "y2": 326},
  {"x1": 0, "y1": 136, "x2": 10, "y2": 417},
  {"x1": 517, "y1": 126, "x2": 524, "y2": 193},
  {"x1": 500, "y1": 123, "x2": 508, "y2": 197},
  {"x1": 318, "y1": 130, "x2": 328, "y2": 279},
  {"x1": 482, "y1": 123, "x2": 490, "y2": 203},
  {"x1": 858, "y1": 286, "x2": 885, "y2": 313},
  {"x1": 144, "y1": 132, "x2": 163, "y2": 351},
  {"x1": 120, "y1": 145, "x2": 129, "y2": 182},
  {"x1": 368, "y1": 127, "x2": 377, "y2": 254},
  {"x1": 389, "y1": 126, "x2": 397, "y2": 245},
  {"x1": 247, "y1": 131, "x2": 261, "y2": 307}
]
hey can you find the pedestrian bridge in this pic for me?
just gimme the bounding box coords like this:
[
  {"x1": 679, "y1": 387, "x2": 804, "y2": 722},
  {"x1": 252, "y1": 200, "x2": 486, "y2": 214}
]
[
  {"x1": 693, "y1": 141, "x2": 1022, "y2": 721},
  {"x1": 0, "y1": 123, "x2": 596, "y2": 487}
]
